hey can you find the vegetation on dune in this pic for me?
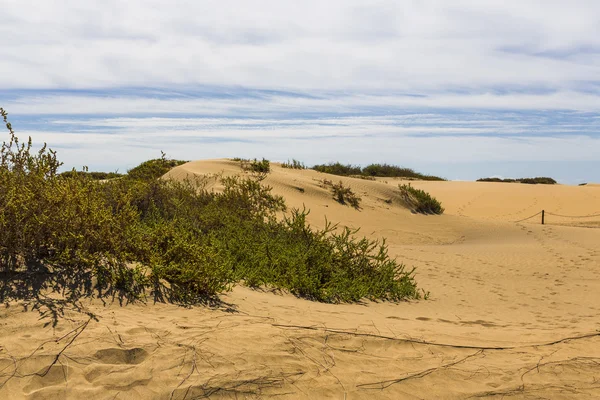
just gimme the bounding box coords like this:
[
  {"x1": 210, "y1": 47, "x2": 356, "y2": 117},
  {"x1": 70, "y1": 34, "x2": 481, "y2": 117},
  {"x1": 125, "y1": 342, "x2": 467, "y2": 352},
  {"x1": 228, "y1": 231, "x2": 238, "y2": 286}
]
[
  {"x1": 234, "y1": 157, "x2": 271, "y2": 174},
  {"x1": 281, "y1": 159, "x2": 306, "y2": 170},
  {"x1": 127, "y1": 153, "x2": 188, "y2": 181},
  {"x1": 313, "y1": 162, "x2": 362, "y2": 176},
  {"x1": 330, "y1": 181, "x2": 362, "y2": 210},
  {"x1": 361, "y1": 163, "x2": 444, "y2": 181},
  {"x1": 398, "y1": 184, "x2": 445, "y2": 215},
  {"x1": 477, "y1": 177, "x2": 557, "y2": 185},
  {"x1": 313, "y1": 162, "x2": 445, "y2": 181},
  {"x1": 0, "y1": 108, "x2": 420, "y2": 306}
]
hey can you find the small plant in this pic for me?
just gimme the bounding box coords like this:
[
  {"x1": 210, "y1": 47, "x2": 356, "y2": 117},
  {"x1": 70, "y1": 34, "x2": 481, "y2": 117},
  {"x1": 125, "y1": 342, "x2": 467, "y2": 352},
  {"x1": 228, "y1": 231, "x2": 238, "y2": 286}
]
[
  {"x1": 330, "y1": 181, "x2": 361, "y2": 209},
  {"x1": 398, "y1": 184, "x2": 444, "y2": 215},
  {"x1": 281, "y1": 159, "x2": 306, "y2": 169}
]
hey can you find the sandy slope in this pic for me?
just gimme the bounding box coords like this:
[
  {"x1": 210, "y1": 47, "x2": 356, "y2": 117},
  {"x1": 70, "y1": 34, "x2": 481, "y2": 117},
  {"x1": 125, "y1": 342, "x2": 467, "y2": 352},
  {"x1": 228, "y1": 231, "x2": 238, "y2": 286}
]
[{"x1": 2, "y1": 160, "x2": 600, "y2": 399}]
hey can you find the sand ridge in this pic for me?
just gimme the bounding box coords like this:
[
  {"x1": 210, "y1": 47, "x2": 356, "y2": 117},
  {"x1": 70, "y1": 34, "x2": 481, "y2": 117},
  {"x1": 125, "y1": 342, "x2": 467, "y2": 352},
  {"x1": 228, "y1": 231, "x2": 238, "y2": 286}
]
[{"x1": 1, "y1": 159, "x2": 599, "y2": 399}]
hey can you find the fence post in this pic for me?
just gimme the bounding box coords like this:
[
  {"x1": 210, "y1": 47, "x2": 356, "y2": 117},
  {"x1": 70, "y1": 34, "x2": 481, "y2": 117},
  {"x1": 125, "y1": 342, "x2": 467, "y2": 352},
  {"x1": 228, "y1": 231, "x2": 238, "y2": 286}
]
[{"x1": 541, "y1": 210, "x2": 545, "y2": 225}]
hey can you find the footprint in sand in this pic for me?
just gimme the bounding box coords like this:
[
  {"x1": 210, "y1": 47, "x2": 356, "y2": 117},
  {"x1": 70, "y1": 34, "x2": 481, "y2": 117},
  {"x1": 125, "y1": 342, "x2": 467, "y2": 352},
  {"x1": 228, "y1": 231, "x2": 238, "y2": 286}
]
[
  {"x1": 94, "y1": 347, "x2": 148, "y2": 365},
  {"x1": 24, "y1": 364, "x2": 73, "y2": 393}
]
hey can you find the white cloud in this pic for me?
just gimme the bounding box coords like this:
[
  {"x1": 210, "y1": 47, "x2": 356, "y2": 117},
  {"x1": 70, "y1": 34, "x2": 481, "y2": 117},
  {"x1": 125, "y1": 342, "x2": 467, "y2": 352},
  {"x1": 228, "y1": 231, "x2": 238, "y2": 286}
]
[
  {"x1": 1, "y1": 0, "x2": 600, "y2": 92},
  {"x1": 6, "y1": 90, "x2": 600, "y2": 118},
  {"x1": 2, "y1": 1, "x2": 600, "y2": 183}
]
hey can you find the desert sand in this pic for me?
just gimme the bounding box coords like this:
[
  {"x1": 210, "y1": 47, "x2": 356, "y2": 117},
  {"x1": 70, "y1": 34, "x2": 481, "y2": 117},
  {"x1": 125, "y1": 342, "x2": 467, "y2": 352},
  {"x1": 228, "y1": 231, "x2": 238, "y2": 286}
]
[{"x1": 2, "y1": 159, "x2": 600, "y2": 399}]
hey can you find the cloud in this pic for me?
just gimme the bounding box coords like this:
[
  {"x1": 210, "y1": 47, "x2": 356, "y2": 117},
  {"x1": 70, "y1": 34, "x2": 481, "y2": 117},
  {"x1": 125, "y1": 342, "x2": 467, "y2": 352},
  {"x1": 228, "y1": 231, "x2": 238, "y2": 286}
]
[
  {"x1": 1, "y1": 0, "x2": 600, "y2": 92},
  {"x1": 2, "y1": 1, "x2": 600, "y2": 183},
  {"x1": 5, "y1": 89, "x2": 600, "y2": 118}
]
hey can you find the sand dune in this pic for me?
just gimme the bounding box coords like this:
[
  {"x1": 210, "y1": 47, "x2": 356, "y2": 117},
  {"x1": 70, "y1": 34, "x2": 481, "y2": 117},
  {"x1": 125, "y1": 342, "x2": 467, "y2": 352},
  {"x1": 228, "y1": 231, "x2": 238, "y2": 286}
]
[{"x1": 2, "y1": 159, "x2": 600, "y2": 399}]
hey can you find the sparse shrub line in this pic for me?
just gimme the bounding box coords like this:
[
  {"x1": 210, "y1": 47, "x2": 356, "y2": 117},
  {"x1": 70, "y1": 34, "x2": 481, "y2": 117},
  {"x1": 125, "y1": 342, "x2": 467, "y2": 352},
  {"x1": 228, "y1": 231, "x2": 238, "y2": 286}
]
[
  {"x1": 281, "y1": 159, "x2": 306, "y2": 169},
  {"x1": 477, "y1": 177, "x2": 557, "y2": 185},
  {"x1": 312, "y1": 162, "x2": 444, "y2": 181}
]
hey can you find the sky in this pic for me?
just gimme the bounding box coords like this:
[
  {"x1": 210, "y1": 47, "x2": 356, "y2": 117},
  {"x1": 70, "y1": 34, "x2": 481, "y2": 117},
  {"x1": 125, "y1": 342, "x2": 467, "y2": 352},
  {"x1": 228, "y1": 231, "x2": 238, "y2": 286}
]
[{"x1": 1, "y1": 0, "x2": 599, "y2": 183}]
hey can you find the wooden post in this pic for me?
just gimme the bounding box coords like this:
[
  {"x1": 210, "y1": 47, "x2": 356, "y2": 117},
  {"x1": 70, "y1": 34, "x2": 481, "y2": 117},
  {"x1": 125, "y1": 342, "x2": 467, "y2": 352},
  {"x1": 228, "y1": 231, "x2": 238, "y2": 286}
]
[{"x1": 541, "y1": 210, "x2": 545, "y2": 225}]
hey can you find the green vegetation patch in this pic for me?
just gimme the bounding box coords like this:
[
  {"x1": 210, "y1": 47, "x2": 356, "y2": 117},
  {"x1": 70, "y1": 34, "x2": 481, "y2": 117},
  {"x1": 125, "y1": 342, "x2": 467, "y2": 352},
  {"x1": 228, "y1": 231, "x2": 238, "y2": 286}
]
[
  {"x1": 398, "y1": 184, "x2": 444, "y2": 215},
  {"x1": 127, "y1": 152, "x2": 188, "y2": 181},
  {"x1": 477, "y1": 177, "x2": 557, "y2": 185},
  {"x1": 330, "y1": 181, "x2": 361, "y2": 210},
  {"x1": 313, "y1": 162, "x2": 444, "y2": 181},
  {"x1": 0, "y1": 108, "x2": 420, "y2": 308},
  {"x1": 313, "y1": 162, "x2": 362, "y2": 176},
  {"x1": 236, "y1": 158, "x2": 271, "y2": 174}
]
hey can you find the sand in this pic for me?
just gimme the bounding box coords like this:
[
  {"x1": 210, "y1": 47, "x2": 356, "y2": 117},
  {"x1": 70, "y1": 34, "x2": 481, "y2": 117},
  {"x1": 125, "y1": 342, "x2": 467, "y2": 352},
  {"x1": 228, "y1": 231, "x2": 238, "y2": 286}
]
[{"x1": 2, "y1": 160, "x2": 600, "y2": 399}]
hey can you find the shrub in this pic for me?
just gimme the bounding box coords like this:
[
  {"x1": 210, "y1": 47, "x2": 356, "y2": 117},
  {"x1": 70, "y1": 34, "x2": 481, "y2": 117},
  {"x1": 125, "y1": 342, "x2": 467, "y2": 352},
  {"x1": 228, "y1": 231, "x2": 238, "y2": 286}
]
[
  {"x1": 313, "y1": 162, "x2": 361, "y2": 176},
  {"x1": 398, "y1": 184, "x2": 444, "y2": 215},
  {"x1": 330, "y1": 181, "x2": 361, "y2": 209},
  {"x1": 127, "y1": 152, "x2": 187, "y2": 181},
  {"x1": 229, "y1": 209, "x2": 419, "y2": 302},
  {"x1": 239, "y1": 158, "x2": 271, "y2": 174},
  {"x1": 517, "y1": 177, "x2": 557, "y2": 185},
  {"x1": 0, "y1": 108, "x2": 421, "y2": 309},
  {"x1": 281, "y1": 159, "x2": 306, "y2": 169},
  {"x1": 0, "y1": 109, "x2": 145, "y2": 303}
]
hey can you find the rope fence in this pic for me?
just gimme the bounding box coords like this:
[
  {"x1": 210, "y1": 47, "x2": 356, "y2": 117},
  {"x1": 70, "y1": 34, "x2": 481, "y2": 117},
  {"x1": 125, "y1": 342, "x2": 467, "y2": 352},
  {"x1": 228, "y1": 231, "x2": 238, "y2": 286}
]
[
  {"x1": 513, "y1": 211, "x2": 542, "y2": 223},
  {"x1": 544, "y1": 211, "x2": 600, "y2": 219},
  {"x1": 514, "y1": 210, "x2": 600, "y2": 224}
]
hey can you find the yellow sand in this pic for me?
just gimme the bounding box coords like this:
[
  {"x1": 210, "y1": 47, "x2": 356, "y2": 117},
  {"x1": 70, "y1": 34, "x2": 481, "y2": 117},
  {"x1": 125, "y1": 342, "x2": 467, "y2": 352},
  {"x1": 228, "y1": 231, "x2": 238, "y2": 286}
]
[{"x1": 1, "y1": 160, "x2": 599, "y2": 399}]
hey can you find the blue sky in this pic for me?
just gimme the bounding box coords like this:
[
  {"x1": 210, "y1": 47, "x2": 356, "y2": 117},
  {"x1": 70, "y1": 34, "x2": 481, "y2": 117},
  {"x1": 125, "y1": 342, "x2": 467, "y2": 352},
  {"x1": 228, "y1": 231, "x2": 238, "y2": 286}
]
[{"x1": 1, "y1": 0, "x2": 600, "y2": 183}]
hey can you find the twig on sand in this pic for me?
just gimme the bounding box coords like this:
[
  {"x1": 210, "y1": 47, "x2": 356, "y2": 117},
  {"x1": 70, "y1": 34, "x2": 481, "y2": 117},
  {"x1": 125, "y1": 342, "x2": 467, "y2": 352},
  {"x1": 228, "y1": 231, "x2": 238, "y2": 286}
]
[
  {"x1": 271, "y1": 323, "x2": 600, "y2": 350},
  {"x1": 357, "y1": 350, "x2": 484, "y2": 389},
  {"x1": 0, "y1": 316, "x2": 93, "y2": 389},
  {"x1": 35, "y1": 317, "x2": 93, "y2": 377}
]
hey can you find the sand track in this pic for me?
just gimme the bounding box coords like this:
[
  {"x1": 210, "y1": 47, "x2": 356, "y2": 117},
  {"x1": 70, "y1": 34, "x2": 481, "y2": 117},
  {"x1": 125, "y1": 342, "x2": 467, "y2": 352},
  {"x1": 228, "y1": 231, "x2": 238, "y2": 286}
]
[{"x1": 1, "y1": 160, "x2": 599, "y2": 399}]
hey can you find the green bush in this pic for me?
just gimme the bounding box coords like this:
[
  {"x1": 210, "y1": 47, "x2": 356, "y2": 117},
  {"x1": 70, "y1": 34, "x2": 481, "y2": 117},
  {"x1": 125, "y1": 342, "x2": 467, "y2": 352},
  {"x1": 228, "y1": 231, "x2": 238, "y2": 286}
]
[
  {"x1": 127, "y1": 152, "x2": 187, "y2": 181},
  {"x1": 517, "y1": 177, "x2": 557, "y2": 185},
  {"x1": 330, "y1": 181, "x2": 361, "y2": 209},
  {"x1": 0, "y1": 108, "x2": 421, "y2": 307},
  {"x1": 398, "y1": 184, "x2": 444, "y2": 215},
  {"x1": 228, "y1": 209, "x2": 418, "y2": 302},
  {"x1": 313, "y1": 162, "x2": 361, "y2": 176},
  {"x1": 238, "y1": 158, "x2": 271, "y2": 174}
]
